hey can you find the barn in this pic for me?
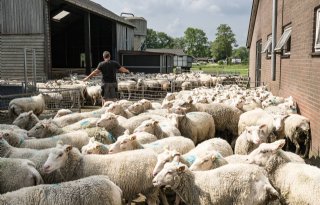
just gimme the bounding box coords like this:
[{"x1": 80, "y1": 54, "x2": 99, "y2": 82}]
[
  {"x1": 0, "y1": 0, "x2": 135, "y2": 81},
  {"x1": 247, "y1": 0, "x2": 320, "y2": 155}
]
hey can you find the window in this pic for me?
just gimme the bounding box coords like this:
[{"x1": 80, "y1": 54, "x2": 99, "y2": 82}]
[
  {"x1": 274, "y1": 26, "x2": 292, "y2": 55},
  {"x1": 315, "y1": 8, "x2": 320, "y2": 52},
  {"x1": 261, "y1": 35, "x2": 272, "y2": 58}
]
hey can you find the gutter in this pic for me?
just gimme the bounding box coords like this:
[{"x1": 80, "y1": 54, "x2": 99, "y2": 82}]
[{"x1": 271, "y1": 0, "x2": 278, "y2": 81}]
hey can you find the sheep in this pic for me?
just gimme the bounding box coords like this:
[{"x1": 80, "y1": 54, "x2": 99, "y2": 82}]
[
  {"x1": 117, "y1": 79, "x2": 137, "y2": 100},
  {"x1": 0, "y1": 125, "x2": 28, "y2": 139},
  {"x1": 12, "y1": 111, "x2": 40, "y2": 130},
  {"x1": 81, "y1": 137, "x2": 109, "y2": 154},
  {"x1": 127, "y1": 102, "x2": 145, "y2": 115},
  {"x1": 42, "y1": 144, "x2": 159, "y2": 204},
  {"x1": 106, "y1": 103, "x2": 134, "y2": 118},
  {"x1": 62, "y1": 117, "x2": 101, "y2": 132},
  {"x1": 247, "y1": 139, "x2": 319, "y2": 205},
  {"x1": 134, "y1": 119, "x2": 181, "y2": 139},
  {"x1": 8, "y1": 93, "x2": 49, "y2": 119},
  {"x1": 96, "y1": 112, "x2": 167, "y2": 135},
  {"x1": 0, "y1": 175, "x2": 123, "y2": 205},
  {"x1": 189, "y1": 150, "x2": 229, "y2": 171},
  {"x1": 181, "y1": 81, "x2": 192, "y2": 90},
  {"x1": 261, "y1": 96, "x2": 285, "y2": 108},
  {"x1": 152, "y1": 138, "x2": 233, "y2": 176},
  {"x1": 284, "y1": 114, "x2": 311, "y2": 158},
  {"x1": 53, "y1": 109, "x2": 72, "y2": 118},
  {"x1": 175, "y1": 101, "x2": 242, "y2": 144},
  {"x1": 84, "y1": 85, "x2": 102, "y2": 105},
  {"x1": 139, "y1": 99, "x2": 153, "y2": 111},
  {"x1": 234, "y1": 124, "x2": 269, "y2": 155},
  {"x1": 27, "y1": 119, "x2": 64, "y2": 138},
  {"x1": 0, "y1": 158, "x2": 43, "y2": 194},
  {"x1": 152, "y1": 162, "x2": 279, "y2": 205},
  {"x1": 108, "y1": 135, "x2": 195, "y2": 154},
  {"x1": 5, "y1": 128, "x2": 112, "y2": 150},
  {"x1": 168, "y1": 112, "x2": 215, "y2": 144}
]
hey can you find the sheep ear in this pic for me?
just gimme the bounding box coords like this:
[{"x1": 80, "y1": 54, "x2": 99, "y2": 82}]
[
  {"x1": 65, "y1": 145, "x2": 72, "y2": 153},
  {"x1": 28, "y1": 111, "x2": 33, "y2": 116},
  {"x1": 56, "y1": 141, "x2": 64, "y2": 147},
  {"x1": 259, "y1": 124, "x2": 267, "y2": 132},
  {"x1": 130, "y1": 135, "x2": 137, "y2": 141},
  {"x1": 153, "y1": 120, "x2": 159, "y2": 125},
  {"x1": 124, "y1": 129, "x2": 130, "y2": 135},
  {"x1": 276, "y1": 139, "x2": 286, "y2": 149},
  {"x1": 211, "y1": 155, "x2": 216, "y2": 161},
  {"x1": 177, "y1": 165, "x2": 186, "y2": 173}
]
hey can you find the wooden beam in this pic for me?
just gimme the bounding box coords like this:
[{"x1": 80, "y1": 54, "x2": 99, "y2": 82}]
[{"x1": 84, "y1": 12, "x2": 92, "y2": 75}]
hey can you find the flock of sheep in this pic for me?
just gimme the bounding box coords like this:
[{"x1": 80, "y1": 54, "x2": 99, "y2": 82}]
[{"x1": 0, "y1": 78, "x2": 316, "y2": 205}]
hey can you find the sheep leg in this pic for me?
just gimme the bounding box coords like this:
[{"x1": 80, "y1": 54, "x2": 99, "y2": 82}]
[
  {"x1": 174, "y1": 195, "x2": 181, "y2": 205},
  {"x1": 303, "y1": 131, "x2": 311, "y2": 158},
  {"x1": 159, "y1": 190, "x2": 169, "y2": 205},
  {"x1": 292, "y1": 132, "x2": 301, "y2": 155}
]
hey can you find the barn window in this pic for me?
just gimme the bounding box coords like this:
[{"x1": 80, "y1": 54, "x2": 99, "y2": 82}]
[
  {"x1": 261, "y1": 35, "x2": 272, "y2": 58},
  {"x1": 315, "y1": 8, "x2": 320, "y2": 52},
  {"x1": 275, "y1": 26, "x2": 292, "y2": 55}
]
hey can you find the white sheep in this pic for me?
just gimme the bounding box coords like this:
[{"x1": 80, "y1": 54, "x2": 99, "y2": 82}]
[
  {"x1": 117, "y1": 80, "x2": 137, "y2": 100},
  {"x1": 133, "y1": 119, "x2": 181, "y2": 138},
  {"x1": 81, "y1": 137, "x2": 109, "y2": 154},
  {"x1": 85, "y1": 85, "x2": 102, "y2": 105},
  {"x1": 152, "y1": 138, "x2": 233, "y2": 176},
  {"x1": 106, "y1": 103, "x2": 135, "y2": 118},
  {"x1": 108, "y1": 135, "x2": 195, "y2": 154},
  {"x1": 189, "y1": 150, "x2": 229, "y2": 171},
  {"x1": 0, "y1": 176, "x2": 123, "y2": 205},
  {"x1": 53, "y1": 109, "x2": 72, "y2": 118},
  {"x1": 168, "y1": 112, "x2": 215, "y2": 145},
  {"x1": 152, "y1": 162, "x2": 279, "y2": 205},
  {"x1": 42, "y1": 144, "x2": 160, "y2": 204},
  {"x1": 62, "y1": 117, "x2": 101, "y2": 132},
  {"x1": 247, "y1": 139, "x2": 319, "y2": 205},
  {"x1": 0, "y1": 158, "x2": 43, "y2": 194},
  {"x1": 234, "y1": 124, "x2": 269, "y2": 155},
  {"x1": 8, "y1": 93, "x2": 49, "y2": 119},
  {"x1": 12, "y1": 111, "x2": 40, "y2": 130},
  {"x1": 284, "y1": 114, "x2": 311, "y2": 158}
]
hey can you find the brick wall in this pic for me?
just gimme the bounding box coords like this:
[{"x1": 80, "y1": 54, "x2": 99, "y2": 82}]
[{"x1": 249, "y1": 0, "x2": 320, "y2": 156}]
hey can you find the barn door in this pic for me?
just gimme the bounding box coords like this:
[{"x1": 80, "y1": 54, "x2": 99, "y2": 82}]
[{"x1": 255, "y1": 40, "x2": 262, "y2": 87}]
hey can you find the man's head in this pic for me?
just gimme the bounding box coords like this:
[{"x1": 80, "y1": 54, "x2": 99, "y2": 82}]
[{"x1": 103, "y1": 51, "x2": 111, "y2": 60}]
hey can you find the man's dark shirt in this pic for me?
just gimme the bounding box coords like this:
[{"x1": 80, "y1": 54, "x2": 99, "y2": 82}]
[{"x1": 97, "y1": 60, "x2": 121, "y2": 83}]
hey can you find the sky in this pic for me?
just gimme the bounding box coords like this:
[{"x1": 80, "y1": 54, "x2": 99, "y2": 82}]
[{"x1": 91, "y1": 0, "x2": 253, "y2": 47}]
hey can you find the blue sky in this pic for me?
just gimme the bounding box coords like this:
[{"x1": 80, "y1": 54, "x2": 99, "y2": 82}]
[{"x1": 91, "y1": 0, "x2": 252, "y2": 47}]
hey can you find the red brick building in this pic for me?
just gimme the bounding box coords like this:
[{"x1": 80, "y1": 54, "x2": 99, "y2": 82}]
[{"x1": 247, "y1": 0, "x2": 320, "y2": 155}]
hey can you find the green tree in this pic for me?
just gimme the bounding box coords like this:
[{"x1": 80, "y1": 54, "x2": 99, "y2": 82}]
[
  {"x1": 157, "y1": 32, "x2": 174, "y2": 48},
  {"x1": 184, "y1": 27, "x2": 209, "y2": 57},
  {"x1": 232, "y1": 46, "x2": 249, "y2": 63},
  {"x1": 172, "y1": 37, "x2": 185, "y2": 49},
  {"x1": 146, "y1": 28, "x2": 158, "y2": 48},
  {"x1": 211, "y1": 24, "x2": 237, "y2": 61}
]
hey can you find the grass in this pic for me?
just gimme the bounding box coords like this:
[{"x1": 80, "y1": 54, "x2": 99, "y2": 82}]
[{"x1": 191, "y1": 63, "x2": 249, "y2": 76}]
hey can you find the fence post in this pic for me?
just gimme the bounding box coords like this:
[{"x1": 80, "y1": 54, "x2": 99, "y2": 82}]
[{"x1": 24, "y1": 48, "x2": 28, "y2": 93}]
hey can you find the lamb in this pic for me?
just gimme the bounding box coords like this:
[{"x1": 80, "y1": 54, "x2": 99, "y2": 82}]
[
  {"x1": 175, "y1": 101, "x2": 242, "y2": 144},
  {"x1": 283, "y1": 114, "x2": 311, "y2": 158},
  {"x1": 189, "y1": 150, "x2": 229, "y2": 171},
  {"x1": 6, "y1": 129, "x2": 111, "y2": 150},
  {"x1": 0, "y1": 158, "x2": 43, "y2": 194},
  {"x1": 234, "y1": 124, "x2": 269, "y2": 155},
  {"x1": 42, "y1": 144, "x2": 159, "y2": 204},
  {"x1": 168, "y1": 112, "x2": 215, "y2": 144},
  {"x1": 108, "y1": 135, "x2": 195, "y2": 154},
  {"x1": 84, "y1": 85, "x2": 102, "y2": 105},
  {"x1": 106, "y1": 102, "x2": 134, "y2": 118},
  {"x1": 62, "y1": 117, "x2": 101, "y2": 131},
  {"x1": 247, "y1": 139, "x2": 319, "y2": 205},
  {"x1": 8, "y1": 93, "x2": 48, "y2": 119},
  {"x1": 181, "y1": 81, "x2": 192, "y2": 90},
  {"x1": 53, "y1": 109, "x2": 72, "y2": 118},
  {"x1": 12, "y1": 111, "x2": 40, "y2": 130},
  {"x1": 152, "y1": 162, "x2": 279, "y2": 205},
  {"x1": 81, "y1": 137, "x2": 109, "y2": 154},
  {"x1": 0, "y1": 175, "x2": 123, "y2": 205},
  {"x1": 117, "y1": 79, "x2": 137, "y2": 100},
  {"x1": 96, "y1": 112, "x2": 167, "y2": 135},
  {"x1": 152, "y1": 138, "x2": 233, "y2": 176},
  {"x1": 139, "y1": 99, "x2": 153, "y2": 111},
  {"x1": 134, "y1": 119, "x2": 181, "y2": 139},
  {"x1": 0, "y1": 125, "x2": 28, "y2": 139},
  {"x1": 127, "y1": 102, "x2": 145, "y2": 115}
]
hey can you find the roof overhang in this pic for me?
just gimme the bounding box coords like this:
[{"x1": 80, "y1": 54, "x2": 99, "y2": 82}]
[
  {"x1": 61, "y1": 0, "x2": 135, "y2": 27},
  {"x1": 246, "y1": 0, "x2": 260, "y2": 48}
]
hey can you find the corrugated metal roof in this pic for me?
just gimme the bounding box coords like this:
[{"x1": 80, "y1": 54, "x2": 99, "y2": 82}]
[
  {"x1": 63, "y1": 0, "x2": 134, "y2": 27},
  {"x1": 146, "y1": 49, "x2": 186, "y2": 56},
  {"x1": 246, "y1": 0, "x2": 260, "y2": 48}
]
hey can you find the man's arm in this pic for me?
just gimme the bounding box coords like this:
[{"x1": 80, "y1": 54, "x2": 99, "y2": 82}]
[
  {"x1": 118, "y1": 66, "x2": 130, "y2": 74},
  {"x1": 83, "y1": 69, "x2": 101, "y2": 81}
]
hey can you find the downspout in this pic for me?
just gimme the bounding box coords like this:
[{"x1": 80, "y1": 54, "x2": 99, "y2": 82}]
[{"x1": 271, "y1": 0, "x2": 278, "y2": 81}]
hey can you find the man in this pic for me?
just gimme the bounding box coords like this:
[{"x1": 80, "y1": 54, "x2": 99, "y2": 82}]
[{"x1": 83, "y1": 51, "x2": 129, "y2": 104}]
